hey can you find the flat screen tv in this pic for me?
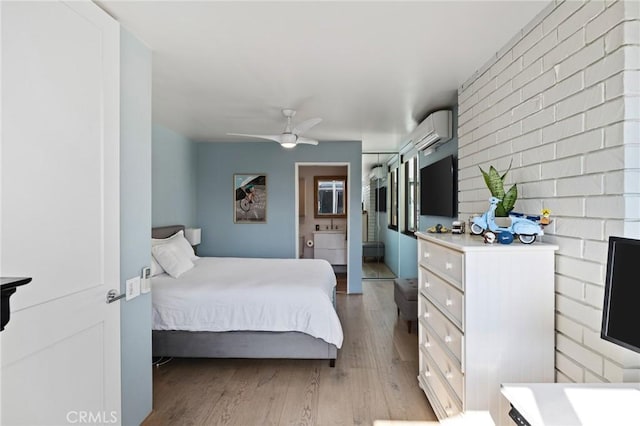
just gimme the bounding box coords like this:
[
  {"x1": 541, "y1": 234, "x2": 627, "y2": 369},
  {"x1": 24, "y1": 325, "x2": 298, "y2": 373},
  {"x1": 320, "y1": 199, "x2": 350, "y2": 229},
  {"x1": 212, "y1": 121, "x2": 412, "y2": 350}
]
[
  {"x1": 601, "y1": 236, "x2": 640, "y2": 353},
  {"x1": 419, "y1": 155, "x2": 456, "y2": 217}
]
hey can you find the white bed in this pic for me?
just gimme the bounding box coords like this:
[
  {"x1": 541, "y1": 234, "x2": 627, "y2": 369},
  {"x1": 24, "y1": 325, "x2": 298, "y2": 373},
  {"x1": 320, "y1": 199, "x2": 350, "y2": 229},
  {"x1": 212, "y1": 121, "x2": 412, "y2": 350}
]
[
  {"x1": 152, "y1": 257, "x2": 343, "y2": 347},
  {"x1": 151, "y1": 225, "x2": 343, "y2": 366}
]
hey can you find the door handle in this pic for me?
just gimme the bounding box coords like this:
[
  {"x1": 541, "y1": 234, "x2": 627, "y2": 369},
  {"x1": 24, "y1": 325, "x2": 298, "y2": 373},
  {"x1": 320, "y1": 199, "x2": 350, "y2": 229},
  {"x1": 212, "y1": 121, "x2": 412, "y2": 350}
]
[{"x1": 106, "y1": 289, "x2": 125, "y2": 304}]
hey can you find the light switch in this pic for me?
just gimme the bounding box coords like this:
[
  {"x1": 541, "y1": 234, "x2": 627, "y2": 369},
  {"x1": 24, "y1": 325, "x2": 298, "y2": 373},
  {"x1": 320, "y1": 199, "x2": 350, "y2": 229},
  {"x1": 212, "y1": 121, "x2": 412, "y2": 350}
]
[
  {"x1": 126, "y1": 276, "x2": 141, "y2": 301},
  {"x1": 141, "y1": 267, "x2": 151, "y2": 294}
]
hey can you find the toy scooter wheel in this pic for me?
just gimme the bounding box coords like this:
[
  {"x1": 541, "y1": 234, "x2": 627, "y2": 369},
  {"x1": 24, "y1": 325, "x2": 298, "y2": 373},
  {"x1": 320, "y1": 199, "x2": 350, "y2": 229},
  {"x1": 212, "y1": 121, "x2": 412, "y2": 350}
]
[
  {"x1": 518, "y1": 234, "x2": 536, "y2": 244},
  {"x1": 470, "y1": 223, "x2": 484, "y2": 235}
]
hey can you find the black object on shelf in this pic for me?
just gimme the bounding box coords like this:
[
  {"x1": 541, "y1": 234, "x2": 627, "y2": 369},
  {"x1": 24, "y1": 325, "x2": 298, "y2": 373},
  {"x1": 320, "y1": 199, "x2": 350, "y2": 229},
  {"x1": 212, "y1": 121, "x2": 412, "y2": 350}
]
[
  {"x1": 508, "y1": 405, "x2": 531, "y2": 426},
  {"x1": 1, "y1": 277, "x2": 32, "y2": 332}
]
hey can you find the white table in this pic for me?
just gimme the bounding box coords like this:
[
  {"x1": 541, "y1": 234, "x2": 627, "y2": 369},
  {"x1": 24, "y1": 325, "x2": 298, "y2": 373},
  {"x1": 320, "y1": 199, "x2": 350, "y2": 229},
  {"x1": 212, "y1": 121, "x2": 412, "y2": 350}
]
[{"x1": 501, "y1": 383, "x2": 640, "y2": 426}]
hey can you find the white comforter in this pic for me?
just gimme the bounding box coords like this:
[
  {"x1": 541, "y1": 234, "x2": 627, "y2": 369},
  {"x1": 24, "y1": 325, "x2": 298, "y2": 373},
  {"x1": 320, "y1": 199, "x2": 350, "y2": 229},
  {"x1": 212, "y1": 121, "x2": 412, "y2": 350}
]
[{"x1": 152, "y1": 257, "x2": 343, "y2": 348}]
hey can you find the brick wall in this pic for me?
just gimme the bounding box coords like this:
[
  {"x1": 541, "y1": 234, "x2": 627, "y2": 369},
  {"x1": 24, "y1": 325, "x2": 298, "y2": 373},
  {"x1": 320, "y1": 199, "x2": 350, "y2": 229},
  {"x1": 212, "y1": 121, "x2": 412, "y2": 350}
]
[{"x1": 457, "y1": 0, "x2": 640, "y2": 382}]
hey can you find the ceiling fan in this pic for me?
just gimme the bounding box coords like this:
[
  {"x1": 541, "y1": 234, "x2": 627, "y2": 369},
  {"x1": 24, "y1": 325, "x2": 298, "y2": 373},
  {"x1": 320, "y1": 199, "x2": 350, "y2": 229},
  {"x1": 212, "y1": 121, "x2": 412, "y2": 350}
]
[{"x1": 228, "y1": 109, "x2": 322, "y2": 148}]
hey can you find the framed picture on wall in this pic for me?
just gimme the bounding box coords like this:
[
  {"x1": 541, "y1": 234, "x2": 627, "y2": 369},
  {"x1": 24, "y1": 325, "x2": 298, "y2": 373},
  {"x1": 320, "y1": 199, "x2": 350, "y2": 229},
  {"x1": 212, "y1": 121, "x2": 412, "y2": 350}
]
[{"x1": 234, "y1": 174, "x2": 267, "y2": 223}]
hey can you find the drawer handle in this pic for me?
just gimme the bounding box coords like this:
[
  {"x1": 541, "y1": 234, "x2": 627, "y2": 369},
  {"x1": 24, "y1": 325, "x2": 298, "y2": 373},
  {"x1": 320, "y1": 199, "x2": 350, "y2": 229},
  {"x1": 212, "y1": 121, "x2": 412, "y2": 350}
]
[
  {"x1": 424, "y1": 281, "x2": 431, "y2": 288},
  {"x1": 424, "y1": 252, "x2": 430, "y2": 258},
  {"x1": 445, "y1": 371, "x2": 453, "y2": 380},
  {"x1": 445, "y1": 406, "x2": 454, "y2": 416},
  {"x1": 424, "y1": 312, "x2": 431, "y2": 318},
  {"x1": 445, "y1": 298, "x2": 453, "y2": 306},
  {"x1": 444, "y1": 335, "x2": 453, "y2": 343},
  {"x1": 424, "y1": 370, "x2": 431, "y2": 377},
  {"x1": 445, "y1": 262, "x2": 453, "y2": 270},
  {"x1": 424, "y1": 341, "x2": 431, "y2": 348}
]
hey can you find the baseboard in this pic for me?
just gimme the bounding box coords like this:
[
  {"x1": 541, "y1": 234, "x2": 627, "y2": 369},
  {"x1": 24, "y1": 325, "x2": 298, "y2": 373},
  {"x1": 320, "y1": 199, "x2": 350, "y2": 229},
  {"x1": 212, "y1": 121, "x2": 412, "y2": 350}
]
[{"x1": 140, "y1": 409, "x2": 155, "y2": 425}]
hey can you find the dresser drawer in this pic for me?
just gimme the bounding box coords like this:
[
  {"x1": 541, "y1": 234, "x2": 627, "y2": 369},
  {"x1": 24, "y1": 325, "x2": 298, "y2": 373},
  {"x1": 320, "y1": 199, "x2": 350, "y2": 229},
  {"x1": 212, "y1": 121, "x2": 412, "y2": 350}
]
[
  {"x1": 418, "y1": 349, "x2": 462, "y2": 420},
  {"x1": 421, "y1": 268, "x2": 464, "y2": 329},
  {"x1": 422, "y1": 326, "x2": 464, "y2": 403},
  {"x1": 420, "y1": 296, "x2": 464, "y2": 369},
  {"x1": 419, "y1": 240, "x2": 464, "y2": 290}
]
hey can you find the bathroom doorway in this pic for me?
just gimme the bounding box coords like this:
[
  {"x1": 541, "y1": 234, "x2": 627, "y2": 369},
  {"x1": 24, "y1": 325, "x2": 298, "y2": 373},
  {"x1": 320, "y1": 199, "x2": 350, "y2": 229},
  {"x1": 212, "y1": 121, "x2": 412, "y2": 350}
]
[{"x1": 296, "y1": 163, "x2": 350, "y2": 293}]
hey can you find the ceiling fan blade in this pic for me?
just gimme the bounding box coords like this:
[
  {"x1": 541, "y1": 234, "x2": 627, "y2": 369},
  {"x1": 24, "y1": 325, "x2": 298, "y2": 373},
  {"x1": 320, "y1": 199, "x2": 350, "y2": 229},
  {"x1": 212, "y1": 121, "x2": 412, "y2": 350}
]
[
  {"x1": 292, "y1": 118, "x2": 322, "y2": 136},
  {"x1": 297, "y1": 137, "x2": 319, "y2": 146},
  {"x1": 227, "y1": 133, "x2": 283, "y2": 143}
]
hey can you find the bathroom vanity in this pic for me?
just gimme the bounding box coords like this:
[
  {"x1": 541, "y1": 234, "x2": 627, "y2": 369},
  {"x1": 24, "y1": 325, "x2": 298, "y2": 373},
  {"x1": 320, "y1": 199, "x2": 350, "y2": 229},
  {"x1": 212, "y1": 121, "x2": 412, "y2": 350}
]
[{"x1": 313, "y1": 231, "x2": 347, "y2": 265}]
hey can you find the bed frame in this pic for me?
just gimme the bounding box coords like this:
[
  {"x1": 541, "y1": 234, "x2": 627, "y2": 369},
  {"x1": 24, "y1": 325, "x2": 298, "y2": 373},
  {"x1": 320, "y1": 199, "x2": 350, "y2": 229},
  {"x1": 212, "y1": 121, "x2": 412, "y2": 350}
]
[{"x1": 151, "y1": 225, "x2": 338, "y2": 367}]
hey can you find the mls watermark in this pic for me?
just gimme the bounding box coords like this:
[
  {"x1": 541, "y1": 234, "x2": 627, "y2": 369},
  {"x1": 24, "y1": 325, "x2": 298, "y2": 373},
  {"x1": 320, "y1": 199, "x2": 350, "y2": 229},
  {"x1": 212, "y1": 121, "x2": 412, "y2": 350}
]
[{"x1": 66, "y1": 411, "x2": 118, "y2": 424}]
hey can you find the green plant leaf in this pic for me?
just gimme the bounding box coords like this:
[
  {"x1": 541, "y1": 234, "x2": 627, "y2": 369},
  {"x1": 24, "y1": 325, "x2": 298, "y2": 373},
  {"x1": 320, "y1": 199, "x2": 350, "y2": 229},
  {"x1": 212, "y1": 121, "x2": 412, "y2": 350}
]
[
  {"x1": 480, "y1": 166, "x2": 492, "y2": 191},
  {"x1": 487, "y1": 166, "x2": 506, "y2": 199},
  {"x1": 500, "y1": 159, "x2": 513, "y2": 181},
  {"x1": 480, "y1": 162, "x2": 518, "y2": 216},
  {"x1": 503, "y1": 184, "x2": 518, "y2": 213}
]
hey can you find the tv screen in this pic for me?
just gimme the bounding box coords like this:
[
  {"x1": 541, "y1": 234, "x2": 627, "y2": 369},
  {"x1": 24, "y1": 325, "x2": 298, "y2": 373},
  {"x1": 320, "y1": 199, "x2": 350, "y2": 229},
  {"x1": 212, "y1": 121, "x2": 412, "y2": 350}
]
[
  {"x1": 420, "y1": 155, "x2": 456, "y2": 217},
  {"x1": 601, "y1": 236, "x2": 640, "y2": 353},
  {"x1": 375, "y1": 187, "x2": 387, "y2": 212}
]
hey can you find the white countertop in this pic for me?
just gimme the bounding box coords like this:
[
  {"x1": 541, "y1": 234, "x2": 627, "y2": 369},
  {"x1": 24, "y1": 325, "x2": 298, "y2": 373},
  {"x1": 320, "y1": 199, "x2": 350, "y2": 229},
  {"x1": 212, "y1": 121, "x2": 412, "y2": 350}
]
[
  {"x1": 501, "y1": 382, "x2": 640, "y2": 426},
  {"x1": 415, "y1": 231, "x2": 559, "y2": 252}
]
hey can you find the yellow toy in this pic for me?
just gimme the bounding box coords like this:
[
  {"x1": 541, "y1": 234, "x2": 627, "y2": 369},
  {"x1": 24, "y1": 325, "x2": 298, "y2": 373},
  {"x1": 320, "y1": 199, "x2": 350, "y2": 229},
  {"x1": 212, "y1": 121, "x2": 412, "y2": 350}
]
[
  {"x1": 427, "y1": 224, "x2": 450, "y2": 233},
  {"x1": 540, "y1": 208, "x2": 551, "y2": 225}
]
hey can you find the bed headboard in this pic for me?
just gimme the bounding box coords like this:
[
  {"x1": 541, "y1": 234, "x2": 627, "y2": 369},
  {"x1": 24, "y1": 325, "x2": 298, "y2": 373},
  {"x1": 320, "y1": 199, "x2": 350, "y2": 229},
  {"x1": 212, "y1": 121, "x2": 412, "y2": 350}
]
[{"x1": 152, "y1": 225, "x2": 185, "y2": 239}]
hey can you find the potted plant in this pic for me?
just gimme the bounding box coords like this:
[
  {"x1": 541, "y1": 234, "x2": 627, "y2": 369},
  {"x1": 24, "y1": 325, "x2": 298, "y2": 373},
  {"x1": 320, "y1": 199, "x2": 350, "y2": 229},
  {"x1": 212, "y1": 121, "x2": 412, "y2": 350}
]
[{"x1": 479, "y1": 161, "x2": 517, "y2": 217}]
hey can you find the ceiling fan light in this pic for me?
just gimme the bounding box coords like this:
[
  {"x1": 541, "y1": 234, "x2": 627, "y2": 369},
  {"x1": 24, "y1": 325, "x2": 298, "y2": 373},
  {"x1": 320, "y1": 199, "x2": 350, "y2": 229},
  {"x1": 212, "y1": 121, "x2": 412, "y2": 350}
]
[{"x1": 280, "y1": 133, "x2": 297, "y2": 148}]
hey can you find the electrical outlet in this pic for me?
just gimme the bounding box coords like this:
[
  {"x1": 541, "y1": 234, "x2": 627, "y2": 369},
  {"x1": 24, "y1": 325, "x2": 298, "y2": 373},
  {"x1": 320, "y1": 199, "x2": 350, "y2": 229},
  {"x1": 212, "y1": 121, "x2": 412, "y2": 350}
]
[
  {"x1": 141, "y1": 267, "x2": 151, "y2": 294},
  {"x1": 126, "y1": 276, "x2": 141, "y2": 301}
]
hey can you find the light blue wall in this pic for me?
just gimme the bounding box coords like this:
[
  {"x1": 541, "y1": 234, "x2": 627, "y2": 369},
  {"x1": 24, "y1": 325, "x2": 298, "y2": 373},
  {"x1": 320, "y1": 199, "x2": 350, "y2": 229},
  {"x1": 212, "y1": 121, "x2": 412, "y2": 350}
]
[
  {"x1": 384, "y1": 106, "x2": 459, "y2": 279},
  {"x1": 379, "y1": 212, "x2": 399, "y2": 273},
  {"x1": 152, "y1": 125, "x2": 197, "y2": 227},
  {"x1": 397, "y1": 233, "x2": 418, "y2": 278},
  {"x1": 119, "y1": 29, "x2": 152, "y2": 426},
  {"x1": 383, "y1": 226, "x2": 418, "y2": 278},
  {"x1": 196, "y1": 141, "x2": 363, "y2": 293},
  {"x1": 402, "y1": 108, "x2": 459, "y2": 278},
  {"x1": 418, "y1": 106, "x2": 459, "y2": 231}
]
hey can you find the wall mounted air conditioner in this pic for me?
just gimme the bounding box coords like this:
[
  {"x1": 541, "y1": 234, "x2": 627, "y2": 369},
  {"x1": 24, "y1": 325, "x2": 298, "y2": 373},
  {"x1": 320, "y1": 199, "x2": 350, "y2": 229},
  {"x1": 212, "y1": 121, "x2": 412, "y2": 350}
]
[
  {"x1": 369, "y1": 164, "x2": 386, "y2": 181},
  {"x1": 408, "y1": 110, "x2": 452, "y2": 152}
]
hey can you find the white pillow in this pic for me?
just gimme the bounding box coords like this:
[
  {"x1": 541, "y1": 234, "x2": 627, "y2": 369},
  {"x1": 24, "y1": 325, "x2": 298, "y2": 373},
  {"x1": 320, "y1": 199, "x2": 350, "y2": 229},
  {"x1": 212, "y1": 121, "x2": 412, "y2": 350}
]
[
  {"x1": 152, "y1": 230, "x2": 198, "y2": 261},
  {"x1": 150, "y1": 255, "x2": 165, "y2": 277},
  {"x1": 174, "y1": 232, "x2": 199, "y2": 261},
  {"x1": 152, "y1": 243, "x2": 194, "y2": 278}
]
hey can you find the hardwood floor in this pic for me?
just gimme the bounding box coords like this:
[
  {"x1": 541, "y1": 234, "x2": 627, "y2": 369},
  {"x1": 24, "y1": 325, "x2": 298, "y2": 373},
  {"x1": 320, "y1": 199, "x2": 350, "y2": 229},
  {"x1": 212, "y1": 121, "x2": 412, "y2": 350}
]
[
  {"x1": 362, "y1": 261, "x2": 396, "y2": 280},
  {"x1": 336, "y1": 273, "x2": 347, "y2": 293},
  {"x1": 143, "y1": 281, "x2": 437, "y2": 425}
]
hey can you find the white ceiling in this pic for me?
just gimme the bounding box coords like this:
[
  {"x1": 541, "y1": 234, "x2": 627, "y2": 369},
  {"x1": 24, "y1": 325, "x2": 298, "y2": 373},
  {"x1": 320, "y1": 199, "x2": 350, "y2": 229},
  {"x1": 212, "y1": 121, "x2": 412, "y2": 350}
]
[{"x1": 100, "y1": 1, "x2": 550, "y2": 151}]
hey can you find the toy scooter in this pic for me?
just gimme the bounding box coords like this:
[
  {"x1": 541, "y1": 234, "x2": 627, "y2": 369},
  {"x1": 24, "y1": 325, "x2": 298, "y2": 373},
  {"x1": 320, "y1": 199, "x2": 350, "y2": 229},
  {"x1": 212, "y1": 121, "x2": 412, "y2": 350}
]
[{"x1": 470, "y1": 197, "x2": 543, "y2": 244}]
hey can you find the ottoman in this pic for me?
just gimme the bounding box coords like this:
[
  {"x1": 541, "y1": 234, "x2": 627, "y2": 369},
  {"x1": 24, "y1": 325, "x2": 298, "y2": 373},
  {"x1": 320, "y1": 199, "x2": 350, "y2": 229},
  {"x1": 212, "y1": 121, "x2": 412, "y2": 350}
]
[
  {"x1": 393, "y1": 278, "x2": 418, "y2": 333},
  {"x1": 363, "y1": 241, "x2": 385, "y2": 262}
]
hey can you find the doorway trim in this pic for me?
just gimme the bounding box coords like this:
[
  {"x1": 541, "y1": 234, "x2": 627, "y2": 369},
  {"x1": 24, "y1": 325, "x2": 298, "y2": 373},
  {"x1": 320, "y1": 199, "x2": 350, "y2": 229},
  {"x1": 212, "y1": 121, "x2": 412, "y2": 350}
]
[{"x1": 295, "y1": 162, "x2": 351, "y2": 293}]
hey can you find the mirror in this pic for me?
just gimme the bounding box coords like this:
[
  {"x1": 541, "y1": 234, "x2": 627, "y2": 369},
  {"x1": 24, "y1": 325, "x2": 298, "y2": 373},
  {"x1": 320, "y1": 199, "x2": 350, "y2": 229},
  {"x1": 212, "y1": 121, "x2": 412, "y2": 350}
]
[
  {"x1": 314, "y1": 176, "x2": 347, "y2": 218},
  {"x1": 362, "y1": 152, "x2": 398, "y2": 280}
]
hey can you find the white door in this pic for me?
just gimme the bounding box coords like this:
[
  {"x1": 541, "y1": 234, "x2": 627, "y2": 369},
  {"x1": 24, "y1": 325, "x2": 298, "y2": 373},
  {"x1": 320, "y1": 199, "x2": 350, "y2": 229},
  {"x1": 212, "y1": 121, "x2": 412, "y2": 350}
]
[{"x1": 1, "y1": 1, "x2": 121, "y2": 424}]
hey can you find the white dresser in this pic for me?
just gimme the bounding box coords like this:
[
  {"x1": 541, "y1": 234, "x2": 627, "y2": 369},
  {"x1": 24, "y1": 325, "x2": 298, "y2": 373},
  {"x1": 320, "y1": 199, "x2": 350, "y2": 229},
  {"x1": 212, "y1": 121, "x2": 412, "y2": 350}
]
[
  {"x1": 313, "y1": 231, "x2": 347, "y2": 265},
  {"x1": 415, "y1": 232, "x2": 557, "y2": 424}
]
